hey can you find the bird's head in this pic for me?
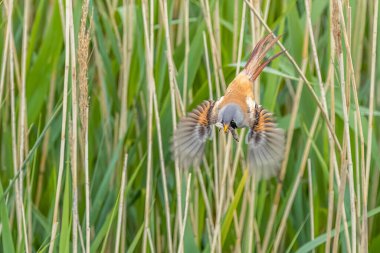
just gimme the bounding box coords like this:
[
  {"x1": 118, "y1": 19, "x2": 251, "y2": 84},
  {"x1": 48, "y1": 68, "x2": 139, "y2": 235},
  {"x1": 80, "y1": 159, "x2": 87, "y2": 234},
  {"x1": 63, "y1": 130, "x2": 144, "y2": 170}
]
[{"x1": 217, "y1": 104, "x2": 244, "y2": 133}]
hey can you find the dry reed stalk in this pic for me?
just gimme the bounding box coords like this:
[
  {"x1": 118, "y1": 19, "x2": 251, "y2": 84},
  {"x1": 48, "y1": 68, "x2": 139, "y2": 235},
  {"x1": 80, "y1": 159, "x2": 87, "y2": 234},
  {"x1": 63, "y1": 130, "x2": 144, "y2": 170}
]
[
  {"x1": 335, "y1": 0, "x2": 366, "y2": 181},
  {"x1": 226, "y1": 163, "x2": 245, "y2": 252},
  {"x1": 68, "y1": 0, "x2": 79, "y2": 250},
  {"x1": 235, "y1": 2, "x2": 246, "y2": 76},
  {"x1": 11, "y1": 35, "x2": 24, "y2": 252},
  {"x1": 346, "y1": 6, "x2": 351, "y2": 114},
  {"x1": 195, "y1": 167, "x2": 214, "y2": 230},
  {"x1": 211, "y1": 136, "x2": 233, "y2": 252},
  {"x1": 247, "y1": 177, "x2": 256, "y2": 253},
  {"x1": 19, "y1": 0, "x2": 30, "y2": 205},
  {"x1": 235, "y1": 185, "x2": 250, "y2": 253},
  {"x1": 77, "y1": 0, "x2": 91, "y2": 251},
  {"x1": 118, "y1": 0, "x2": 134, "y2": 140},
  {"x1": 232, "y1": 1, "x2": 239, "y2": 62},
  {"x1": 7, "y1": 2, "x2": 30, "y2": 251},
  {"x1": 213, "y1": 1, "x2": 221, "y2": 56},
  {"x1": 307, "y1": 159, "x2": 315, "y2": 253},
  {"x1": 152, "y1": 90, "x2": 174, "y2": 252},
  {"x1": 203, "y1": 33, "x2": 214, "y2": 101},
  {"x1": 115, "y1": 154, "x2": 128, "y2": 253},
  {"x1": 182, "y1": 0, "x2": 190, "y2": 107},
  {"x1": 354, "y1": 114, "x2": 361, "y2": 219},
  {"x1": 9, "y1": 37, "x2": 21, "y2": 87},
  {"x1": 178, "y1": 174, "x2": 192, "y2": 253},
  {"x1": 232, "y1": 134, "x2": 248, "y2": 253},
  {"x1": 47, "y1": 0, "x2": 71, "y2": 250},
  {"x1": 188, "y1": 182, "x2": 198, "y2": 245},
  {"x1": 141, "y1": 1, "x2": 155, "y2": 251},
  {"x1": 363, "y1": 0, "x2": 378, "y2": 251},
  {"x1": 149, "y1": 0, "x2": 153, "y2": 60},
  {"x1": 249, "y1": 0, "x2": 261, "y2": 104},
  {"x1": 200, "y1": 0, "x2": 225, "y2": 93},
  {"x1": 78, "y1": 0, "x2": 92, "y2": 250},
  {"x1": 0, "y1": 17, "x2": 10, "y2": 110},
  {"x1": 155, "y1": 209, "x2": 162, "y2": 252},
  {"x1": 5, "y1": 0, "x2": 22, "y2": 245},
  {"x1": 331, "y1": 5, "x2": 350, "y2": 252},
  {"x1": 206, "y1": 218, "x2": 213, "y2": 244},
  {"x1": 147, "y1": 228, "x2": 155, "y2": 252},
  {"x1": 77, "y1": 222, "x2": 85, "y2": 252},
  {"x1": 332, "y1": 0, "x2": 357, "y2": 251},
  {"x1": 332, "y1": 158, "x2": 349, "y2": 253},
  {"x1": 345, "y1": 31, "x2": 358, "y2": 252},
  {"x1": 325, "y1": 1, "x2": 337, "y2": 250}
]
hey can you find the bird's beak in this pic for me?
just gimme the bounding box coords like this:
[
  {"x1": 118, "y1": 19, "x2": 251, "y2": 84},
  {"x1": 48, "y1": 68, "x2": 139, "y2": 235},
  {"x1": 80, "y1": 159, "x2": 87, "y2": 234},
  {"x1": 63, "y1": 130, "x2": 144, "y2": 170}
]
[{"x1": 223, "y1": 124, "x2": 229, "y2": 133}]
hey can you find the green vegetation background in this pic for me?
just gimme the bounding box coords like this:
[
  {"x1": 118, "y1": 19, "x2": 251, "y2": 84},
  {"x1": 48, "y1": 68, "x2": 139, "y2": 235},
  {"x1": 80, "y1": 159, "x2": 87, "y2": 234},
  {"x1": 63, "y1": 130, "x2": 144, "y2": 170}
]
[{"x1": 0, "y1": 0, "x2": 379, "y2": 252}]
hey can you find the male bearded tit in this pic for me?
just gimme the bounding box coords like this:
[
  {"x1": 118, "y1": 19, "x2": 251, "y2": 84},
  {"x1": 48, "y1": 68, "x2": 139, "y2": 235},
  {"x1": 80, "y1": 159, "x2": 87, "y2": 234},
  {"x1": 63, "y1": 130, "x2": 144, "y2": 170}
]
[{"x1": 172, "y1": 34, "x2": 285, "y2": 180}]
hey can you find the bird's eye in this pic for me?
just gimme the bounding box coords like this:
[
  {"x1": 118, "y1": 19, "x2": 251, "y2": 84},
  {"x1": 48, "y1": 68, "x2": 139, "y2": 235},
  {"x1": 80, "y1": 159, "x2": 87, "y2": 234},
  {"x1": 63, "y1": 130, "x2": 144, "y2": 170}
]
[{"x1": 230, "y1": 120, "x2": 237, "y2": 129}]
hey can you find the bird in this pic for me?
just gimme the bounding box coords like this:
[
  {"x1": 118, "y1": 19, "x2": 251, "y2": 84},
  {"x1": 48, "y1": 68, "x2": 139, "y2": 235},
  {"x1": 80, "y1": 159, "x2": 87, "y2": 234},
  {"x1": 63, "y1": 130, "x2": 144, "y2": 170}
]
[{"x1": 172, "y1": 34, "x2": 285, "y2": 180}]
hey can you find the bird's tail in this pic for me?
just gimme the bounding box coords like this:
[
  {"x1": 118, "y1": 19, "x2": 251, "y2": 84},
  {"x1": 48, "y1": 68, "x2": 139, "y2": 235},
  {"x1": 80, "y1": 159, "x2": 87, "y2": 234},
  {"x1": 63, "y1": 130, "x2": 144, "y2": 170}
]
[{"x1": 244, "y1": 34, "x2": 284, "y2": 81}]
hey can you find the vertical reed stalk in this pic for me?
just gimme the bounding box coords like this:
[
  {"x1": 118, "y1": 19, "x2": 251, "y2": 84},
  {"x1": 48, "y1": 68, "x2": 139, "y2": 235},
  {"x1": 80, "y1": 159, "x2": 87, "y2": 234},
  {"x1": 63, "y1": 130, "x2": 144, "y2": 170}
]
[
  {"x1": 48, "y1": 0, "x2": 71, "y2": 250},
  {"x1": 325, "y1": 2, "x2": 336, "y2": 251},
  {"x1": 9, "y1": 9, "x2": 23, "y2": 248},
  {"x1": 363, "y1": 0, "x2": 378, "y2": 251},
  {"x1": 141, "y1": 1, "x2": 154, "y2": 251},
  {"x1": 5, "y1": 0, "x2": 21, "y2": 243},
  {"x1": 178, "y1": 174, "x2": 192, "y2": 253},
  {"x1": 307, "y1": 159, "x2": 315, "y2": 253},
  {"x1": 78, "y1": 0, "x2": 91, "y2": 251},
  {"x1": 115, "y1": 154, "x2": 128, "y2": 253},
  {"x1": 182, "y1": 0, "x2": 190, "y2": 107}
]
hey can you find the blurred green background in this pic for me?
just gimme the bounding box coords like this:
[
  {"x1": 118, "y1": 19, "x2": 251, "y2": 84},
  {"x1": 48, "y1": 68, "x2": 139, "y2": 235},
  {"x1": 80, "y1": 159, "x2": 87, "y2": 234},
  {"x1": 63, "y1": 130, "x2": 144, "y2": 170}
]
[{"x1": 0, "y1": 0, "x2": 379, "y2": 252}]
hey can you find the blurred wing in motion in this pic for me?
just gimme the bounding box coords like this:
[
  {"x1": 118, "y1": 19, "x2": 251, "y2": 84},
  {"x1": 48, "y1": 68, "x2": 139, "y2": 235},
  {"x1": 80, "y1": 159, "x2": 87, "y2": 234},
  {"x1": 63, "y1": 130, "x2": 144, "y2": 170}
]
[
  {"x1": 172, "y1": 100, "x2": 217, "y2": 168},
  {"x1": 246, "y1": 104, "x2": 285, "y2": 180}
]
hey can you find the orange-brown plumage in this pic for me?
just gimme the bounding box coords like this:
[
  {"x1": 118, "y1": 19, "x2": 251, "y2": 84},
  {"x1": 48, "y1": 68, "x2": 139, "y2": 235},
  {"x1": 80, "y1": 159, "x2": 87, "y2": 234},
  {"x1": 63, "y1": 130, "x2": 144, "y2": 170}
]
[
  {"x1": 218, "y1": 74, "x2": 254, "y2": 112},
  {"x1": 196, "y1": 101, "x2": 213, "y2": 126}
]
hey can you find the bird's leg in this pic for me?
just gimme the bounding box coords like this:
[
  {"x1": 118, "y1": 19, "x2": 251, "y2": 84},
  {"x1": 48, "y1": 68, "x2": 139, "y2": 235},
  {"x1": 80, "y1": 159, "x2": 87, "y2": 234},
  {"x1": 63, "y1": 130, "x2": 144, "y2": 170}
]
[{"x1": 229, "y1": 126, "x2": 239, "y2": 142}]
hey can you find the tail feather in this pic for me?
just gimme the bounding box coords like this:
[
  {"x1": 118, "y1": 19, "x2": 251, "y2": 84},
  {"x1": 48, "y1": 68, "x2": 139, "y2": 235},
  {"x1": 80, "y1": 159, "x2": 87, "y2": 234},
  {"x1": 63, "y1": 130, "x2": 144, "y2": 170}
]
[{"x1": 244, "y1": 34, "x2": 284, "y2": 81}]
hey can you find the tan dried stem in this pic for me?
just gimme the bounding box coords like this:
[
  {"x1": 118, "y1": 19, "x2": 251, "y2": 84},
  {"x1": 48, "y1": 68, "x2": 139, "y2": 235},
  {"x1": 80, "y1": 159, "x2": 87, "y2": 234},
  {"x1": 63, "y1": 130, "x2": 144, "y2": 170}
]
[
  {"x1": 78, "y1": 0, "x2": 91, "y2": 251},
  {"x1": 47, "y1": 0, "x2": 71, "y2": 250}
]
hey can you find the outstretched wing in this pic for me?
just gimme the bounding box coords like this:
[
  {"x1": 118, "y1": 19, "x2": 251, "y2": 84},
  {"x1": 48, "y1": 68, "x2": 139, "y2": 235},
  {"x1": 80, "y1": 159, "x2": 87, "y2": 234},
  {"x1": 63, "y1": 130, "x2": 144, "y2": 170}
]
[
  {"x1": 172, "y1": 100, "x2": 217, "y2": 168},
  {"x1": 246, "y1": 104, "x2": 285, "y2": 180}
]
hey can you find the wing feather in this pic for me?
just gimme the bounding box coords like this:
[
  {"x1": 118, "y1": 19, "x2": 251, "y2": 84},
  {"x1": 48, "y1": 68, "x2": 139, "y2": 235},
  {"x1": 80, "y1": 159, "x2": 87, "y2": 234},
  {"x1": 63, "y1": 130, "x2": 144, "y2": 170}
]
[
  {"x1": 246, "y1": 104, "x2": 285, "y2": 180},
  {"x1": 172, "y1": 100, "x2": 217, "y2": 168}
]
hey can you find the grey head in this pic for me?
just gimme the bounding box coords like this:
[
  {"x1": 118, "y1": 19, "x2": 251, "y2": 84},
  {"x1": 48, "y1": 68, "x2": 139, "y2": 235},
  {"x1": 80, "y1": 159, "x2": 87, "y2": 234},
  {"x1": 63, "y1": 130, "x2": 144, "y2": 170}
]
[{"x1": 217, "y1": 103, "x2": 245, "y2": 131}]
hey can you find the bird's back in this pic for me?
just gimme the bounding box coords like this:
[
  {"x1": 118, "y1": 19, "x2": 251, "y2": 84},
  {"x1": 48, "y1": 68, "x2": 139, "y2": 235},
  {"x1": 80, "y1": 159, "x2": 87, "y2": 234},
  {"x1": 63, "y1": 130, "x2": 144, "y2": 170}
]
[{"x1": 218, "y1": 72, "x2": 254, "y2": 113}]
